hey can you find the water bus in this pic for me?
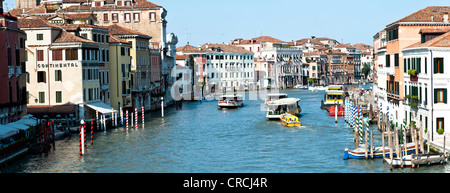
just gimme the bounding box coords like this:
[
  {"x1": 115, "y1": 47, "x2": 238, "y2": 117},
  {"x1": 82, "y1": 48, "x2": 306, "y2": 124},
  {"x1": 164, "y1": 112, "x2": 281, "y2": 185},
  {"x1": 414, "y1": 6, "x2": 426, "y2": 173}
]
[
  {"x1": 265, "y1": 93, "x2": 288, "y2": 104},
  {"x1": 218, "y1": 95, "x2": 244, "y2": 108},
  {"x1": 321, "y1": 85, "x2": 345, "y2": 109},
  {"x1": 266, "y1": 98, "x2": 301, "y2": 119}
]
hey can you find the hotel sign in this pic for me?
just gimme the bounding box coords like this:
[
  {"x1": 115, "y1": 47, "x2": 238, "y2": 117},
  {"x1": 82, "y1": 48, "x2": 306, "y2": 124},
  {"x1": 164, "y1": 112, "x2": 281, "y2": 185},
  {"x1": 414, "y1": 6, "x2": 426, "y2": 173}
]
[{"x1": 37, "y1": 63, "x2": 79, "y2": 68}]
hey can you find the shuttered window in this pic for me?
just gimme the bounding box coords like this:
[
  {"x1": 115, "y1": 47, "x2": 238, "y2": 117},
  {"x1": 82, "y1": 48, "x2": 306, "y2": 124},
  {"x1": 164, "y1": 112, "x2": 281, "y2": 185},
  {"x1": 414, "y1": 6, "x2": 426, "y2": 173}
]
[
  {"x1": 434, "y1": 58, "x2": 444, "y2": 74},
  {"x1": 434, "y1": 89, "x2": 447, "y2": 104}
]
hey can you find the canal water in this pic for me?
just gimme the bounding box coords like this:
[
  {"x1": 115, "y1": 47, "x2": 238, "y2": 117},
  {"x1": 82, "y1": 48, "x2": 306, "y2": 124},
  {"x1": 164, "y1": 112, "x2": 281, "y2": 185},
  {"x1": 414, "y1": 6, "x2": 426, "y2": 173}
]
[{"x1": 2, "y1": 85, "x2": 450, "y2": 173}]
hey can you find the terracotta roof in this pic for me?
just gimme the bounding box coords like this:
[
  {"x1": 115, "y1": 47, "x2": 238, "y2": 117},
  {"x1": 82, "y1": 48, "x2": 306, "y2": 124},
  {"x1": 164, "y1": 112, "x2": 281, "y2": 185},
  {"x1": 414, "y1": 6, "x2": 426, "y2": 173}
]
[
  {"x1": 353, "y1": 43, "x2": 373, "y2": 50},
  {"x1": 251, "y1": 36, "x2": 284, "y2": 43},
  {"x1": 404, "y1": 31, "x2": 450, "y2": 49},
  {"x1": 177, "y1": 44, "x2": 203, "y2": 52},
  {"x1": 104, "y1": 24, "x2": 151, "y2": 38},
  {"x1": 53, "y1": 30, "x2": 97, "y2": 44},
  {"x1": 176, "y1": 54, "x2": 189, "y2": 60},
  {"x1": 61, "y1": 0, "x2": 161, "y2": 11},
  {"x1": 232, "y1": 36, "x2": 284, "y2": 45},
  {"x1": 109, "y1": 34, "x2": 131, "y2": 44},
  {"x1": 18, "y1": 17, "x2": 60, "y2": 29},
  {"x1": 419, "y1": 27, "x2": 450, "y2": 34},
  {"x1": 388, "y1": 6, "x2": 450, "y2": 27},
  {"x1": 293, "y1": 38, "x2": 325, "y2": 46},
  {"x1": 335, "y1": 43, "x2": 355, "y2": 49},
  {"x1": 48, "y1": 13, "x2": 93, "y2": 20},
  {"x1": 201, "y1": 43, "x2": 253, "y2": 53},
  {"x1": 7, "y1": 8, "x2": 31, "y2": 17}
]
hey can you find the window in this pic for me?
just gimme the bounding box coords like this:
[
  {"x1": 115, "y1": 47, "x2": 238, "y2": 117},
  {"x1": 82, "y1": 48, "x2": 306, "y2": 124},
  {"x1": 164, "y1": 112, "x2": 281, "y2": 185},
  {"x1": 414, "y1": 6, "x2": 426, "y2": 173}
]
[
  {"x1": 124, "y1": 13, "x2": 131, "y2": 22},
  {"x1": 112, "y1": 13, "x2": 118, "y2": 22},
  {"x1": 37, "y1": 71, "x2": 46, "y2": 83},
  {"x1": 121, "y1": 47, "x2": 125, "y2": 56},
  {"x1": 394, "y1": 53, "x2": 399, "y2": 67},
  {"x1": 150, "y1": 12, "x2": 156, "y2": 21},
  {"x1": 103, "y1": 13, "x2": 109, "y2": 22},
  {"x1": 37, "y1": 34, "x2": 43, "y2": 41},
  {"x1": 133, "y1": 13, "x2": 140, "y2": 22},
  {"x1": 385, "y1": 54, "x2": 390, "y2": 67},
  {"x1": 66, "y1": 48, "x2": 78, "y2": 60},
  {"x1": 437, "y1": 118, "x2": 444, "y2": 132},
  {"x1": 56, "y1": 91, "x2": 62, "y2": 103},
  {"x1": 434, "y1": 89, "x2": 447, "y2": 104},
  {"x1": 81, "y1": 33, "x2": 88, "y2": 39},
  {"x1": 434, "y1": 58, "x2": 444, "y2": 74},
  {"x1": 37, "y1": 50, "x2": 44, "y2": 61},
  {"x1": 55, "y1": 70, "x2": 62, "y2": 81},
  {"x1": 38, "y1": 92, "x2": 45, "y2": 104},
  {"x1": 52, "y1": 50, "x2": 63, "y2": 61}
]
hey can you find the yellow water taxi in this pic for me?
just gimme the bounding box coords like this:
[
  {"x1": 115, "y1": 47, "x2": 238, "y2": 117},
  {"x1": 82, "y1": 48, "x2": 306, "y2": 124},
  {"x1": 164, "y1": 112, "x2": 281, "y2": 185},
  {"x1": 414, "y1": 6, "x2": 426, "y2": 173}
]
[{"x1": 280, "y1": 114, "x2": 301, "y2": 127}]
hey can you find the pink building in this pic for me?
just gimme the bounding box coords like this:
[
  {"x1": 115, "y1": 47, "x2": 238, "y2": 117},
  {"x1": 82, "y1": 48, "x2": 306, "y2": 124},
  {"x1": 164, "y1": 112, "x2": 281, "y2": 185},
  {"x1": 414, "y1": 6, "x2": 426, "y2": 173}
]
[{"x1": 0, "y1": 1, "x2": 27, "y2": 124}]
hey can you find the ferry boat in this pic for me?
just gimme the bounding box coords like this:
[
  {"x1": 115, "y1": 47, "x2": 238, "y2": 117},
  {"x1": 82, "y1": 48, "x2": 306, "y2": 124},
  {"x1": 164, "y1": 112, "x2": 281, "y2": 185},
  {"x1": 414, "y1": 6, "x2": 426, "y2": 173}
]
[
  {"x1": 280, "y1": 113, "x2": 301, "y2": 127},
  {"x1": 321, "y1": 85, "x2": 345, "y2": 109},
  {"x1": 217, "y1": 95, "x2": 244, "y2": 108},
  {"x1": 266, "y1": 98, "x2": 301, "y2": 119},
  {"x1": 265, "y1": 93, "x2": 288, "y2": 104}
]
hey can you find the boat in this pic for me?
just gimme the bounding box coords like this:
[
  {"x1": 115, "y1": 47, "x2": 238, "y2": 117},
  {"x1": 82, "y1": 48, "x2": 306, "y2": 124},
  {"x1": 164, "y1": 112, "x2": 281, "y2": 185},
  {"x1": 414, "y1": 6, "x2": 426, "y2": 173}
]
[
  {"x1": 343, "y1": 142, "x2": 421, "y2": 160},
  {"x1": 294, "y1": 84, "x2": 307, "y2": 90},
  {"x1": 217, "y1": 94, "x2": 243, "y2": 108},
  {"x1": 321, "y1": 85, "x2": 345, "y2": 109},
  {"x1": 266, "y1": 98, "x2": 301, "y2": 119},
  {"x1": 280, "y1": 113, "x2": 301, "y2": 127},
  {"x1": 265, "y1": 93, "x2": 288, "y2": 104},
  {"x1": 328, "y1": 105, "x2": 344, "y2": 116},
  {"x1": 308, "y1": 86, "x2": 327, "y2": 92},
  {"x1": 384, "y1": 153, "x2": 447, "y2": 168}
]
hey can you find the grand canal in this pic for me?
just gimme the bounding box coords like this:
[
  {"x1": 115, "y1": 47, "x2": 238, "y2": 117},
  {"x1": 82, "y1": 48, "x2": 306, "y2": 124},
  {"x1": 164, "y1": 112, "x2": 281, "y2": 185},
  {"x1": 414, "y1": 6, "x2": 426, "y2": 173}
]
[{"x1": 2, "y1": 85, "x2": 450, "y2": 173}]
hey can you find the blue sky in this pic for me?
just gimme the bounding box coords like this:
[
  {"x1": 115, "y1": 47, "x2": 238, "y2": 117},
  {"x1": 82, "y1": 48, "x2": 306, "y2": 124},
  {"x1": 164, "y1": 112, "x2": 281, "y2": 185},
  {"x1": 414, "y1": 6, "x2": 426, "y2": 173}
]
[{"x1": 3, "y1": 0, "x2": 450, "y2": 47}]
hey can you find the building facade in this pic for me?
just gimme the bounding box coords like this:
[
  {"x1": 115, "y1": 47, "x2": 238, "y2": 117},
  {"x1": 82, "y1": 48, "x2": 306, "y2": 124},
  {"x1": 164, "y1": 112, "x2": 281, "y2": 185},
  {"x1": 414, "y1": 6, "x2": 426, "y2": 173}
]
[
  {"x1": 19, "y1": 18, "x2": 103, "y2": 120},
  {"x1": 0, "y1": 5, "x2": 27, "y2": 124}
]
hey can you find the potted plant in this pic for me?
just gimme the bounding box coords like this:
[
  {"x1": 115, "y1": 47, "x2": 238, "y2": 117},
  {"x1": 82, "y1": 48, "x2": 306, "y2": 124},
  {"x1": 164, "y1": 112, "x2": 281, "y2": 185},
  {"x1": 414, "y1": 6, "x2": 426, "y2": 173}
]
[{"x1": 437, "y1": 128, "x2": 444, "y2": 135}]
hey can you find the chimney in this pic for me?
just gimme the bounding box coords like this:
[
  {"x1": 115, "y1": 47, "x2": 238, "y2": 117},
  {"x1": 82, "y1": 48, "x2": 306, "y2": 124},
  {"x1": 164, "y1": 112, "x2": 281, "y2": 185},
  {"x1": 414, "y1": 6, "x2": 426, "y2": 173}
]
[{"x1": 444, "y1": 12, "x2": 449, "y2": 23}]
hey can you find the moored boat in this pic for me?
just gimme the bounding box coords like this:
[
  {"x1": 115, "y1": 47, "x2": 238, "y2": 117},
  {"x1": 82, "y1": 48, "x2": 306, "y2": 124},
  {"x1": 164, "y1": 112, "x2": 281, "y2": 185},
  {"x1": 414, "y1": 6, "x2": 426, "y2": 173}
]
[
  {"x1": 218, "y1": 95, "x2": 243, "y2": 108},
  {"x1": 321, "y1": 85, "x2": 345, "y2": 109},
  {"x1": 328, "y1": 105, "x2": 344, "y2": 116},
  {"x1": 266, "y1": 98, "x2": 301, "y2": 119},
  {"x1": 343, "y1": 142, "x2": 420, "y2": 160},
  {"x1": 280, "y1": 113, "x2": 301, "y2": 127}
]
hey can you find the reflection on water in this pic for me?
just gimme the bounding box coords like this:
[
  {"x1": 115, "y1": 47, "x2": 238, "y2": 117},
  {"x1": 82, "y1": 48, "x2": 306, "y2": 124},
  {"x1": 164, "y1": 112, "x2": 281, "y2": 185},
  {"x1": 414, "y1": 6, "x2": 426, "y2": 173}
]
[{"x1": 2, "y1": 85, "x2": 449, "y2": 173}]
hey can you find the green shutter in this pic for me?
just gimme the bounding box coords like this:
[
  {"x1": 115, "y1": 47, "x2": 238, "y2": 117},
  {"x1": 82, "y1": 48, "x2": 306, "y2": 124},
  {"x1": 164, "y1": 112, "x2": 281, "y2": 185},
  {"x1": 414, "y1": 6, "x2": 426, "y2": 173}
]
[
  {"x1": 425, "y1": 57, "x2": 427, "y2": 74},
  {"x1": 445, "y1": 89, "x2": 448, "y2": 104},
  {"x1": 434, "y1": 89, "x2": 438, "y2": 103},
  {"x1": 404, "y1": 58, "x2": 407, "y2": 73},
  {"x1": 441, "y1": 58, "x2": 444, "y2": 73},
  {"x1": 434, "y1": 58, "x2": 438, "y2": 73}
]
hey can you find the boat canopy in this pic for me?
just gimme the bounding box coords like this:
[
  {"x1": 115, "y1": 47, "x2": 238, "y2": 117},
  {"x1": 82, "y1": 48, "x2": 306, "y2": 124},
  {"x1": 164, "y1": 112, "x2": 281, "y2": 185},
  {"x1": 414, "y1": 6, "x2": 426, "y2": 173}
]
[
  {"x1": 328, "y1": 85, "x2": 343, "y2": 90},
  {"x1": 267, "y1": 98, "x2": 300, "y2": 106},
  {"x1": 219, "y1": 95, "x2": 243, "y2": 100},
  {"x1": 325, "y1": 90, "x2": 344, "y2": 95}
]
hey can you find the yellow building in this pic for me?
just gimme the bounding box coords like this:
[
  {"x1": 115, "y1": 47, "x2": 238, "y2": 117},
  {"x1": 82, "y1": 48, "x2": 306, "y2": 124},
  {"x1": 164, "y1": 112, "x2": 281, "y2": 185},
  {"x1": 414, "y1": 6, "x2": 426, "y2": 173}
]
[
  {"x1": 108, "y1": 35, "x2": 132, "y2": 110},
  {"x1": 105, "y1": 24, "x2": 152, "y2": 110}
]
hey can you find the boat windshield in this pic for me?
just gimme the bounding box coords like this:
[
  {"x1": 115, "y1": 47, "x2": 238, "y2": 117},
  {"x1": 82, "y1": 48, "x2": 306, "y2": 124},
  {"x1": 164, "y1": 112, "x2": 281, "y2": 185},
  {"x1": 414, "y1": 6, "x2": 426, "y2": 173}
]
[{"x1": 326, "y1": 94, "x2": 343, "y2": 100}]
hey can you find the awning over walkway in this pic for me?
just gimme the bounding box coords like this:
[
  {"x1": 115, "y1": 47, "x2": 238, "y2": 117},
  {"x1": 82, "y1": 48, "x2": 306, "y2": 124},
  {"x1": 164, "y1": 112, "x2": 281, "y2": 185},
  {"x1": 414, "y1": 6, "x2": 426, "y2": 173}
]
[
  {"x1": 85, "y1": 102, "x2": 118, "y2": 114},
  {"x1": 0, "y1": 124, "x2": 19, "y2": 139}
]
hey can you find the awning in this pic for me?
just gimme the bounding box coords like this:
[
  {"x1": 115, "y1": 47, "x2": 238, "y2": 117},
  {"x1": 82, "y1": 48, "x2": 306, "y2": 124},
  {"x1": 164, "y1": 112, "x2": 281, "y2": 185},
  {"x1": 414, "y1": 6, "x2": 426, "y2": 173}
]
[
  {"x1": 85, "y1": 102, "x2": 118, "y2": 114},
  {"x1": 0, "y1": 124, "x2": 19, "y2": 139},
  {"x1": 6, "y1": 122, "x2": 30, "y2": 130}
]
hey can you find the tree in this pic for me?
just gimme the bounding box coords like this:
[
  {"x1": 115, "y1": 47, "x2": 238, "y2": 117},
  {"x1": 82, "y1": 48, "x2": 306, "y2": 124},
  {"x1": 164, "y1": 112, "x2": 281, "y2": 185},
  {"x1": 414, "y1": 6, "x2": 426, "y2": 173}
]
[{"x1": 362, "y1": 63, "x2": 370, "y2": 79}]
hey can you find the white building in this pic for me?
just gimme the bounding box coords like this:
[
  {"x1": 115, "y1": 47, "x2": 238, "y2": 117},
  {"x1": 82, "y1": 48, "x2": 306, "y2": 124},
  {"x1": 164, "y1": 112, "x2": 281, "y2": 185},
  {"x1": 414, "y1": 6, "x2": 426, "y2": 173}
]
[
  {"x1": 402, "y1": 30, "x2": 450, "y2": 140},
  {"x1": 232, "y1": 36, "x2": 302, "y2": 88},
  {"x1": 200, "y1": 43, "x2": 255, "y2": 92}
]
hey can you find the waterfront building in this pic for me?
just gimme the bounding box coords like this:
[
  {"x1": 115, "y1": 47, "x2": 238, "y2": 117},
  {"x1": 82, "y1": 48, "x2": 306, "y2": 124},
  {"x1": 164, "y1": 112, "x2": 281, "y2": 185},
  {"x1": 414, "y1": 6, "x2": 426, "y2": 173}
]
[
  {"x1": 104, "y1": 24, "x2": 152, "y2": 111},
  {"x1": 200, "y1": 43, "x2": 255, "y2": 92},
  {"x1": 108, "y1": 35, "x2": 132, "y2": 111},
  {"x1": 18, "y1": 18, "x2": 106, "y2": 120},
  {"x1": 63, "y1": 24, "x2": 111, "y2": 105},
  {"x1": 232, "y1": 36, "x2": 302, "y2": 89},
  {"x1": 374, "y1": 6, "x2": 450, "y2": 129},
  {"x1": 0, "y1": 3, "x2": 28, "y2": 124},
  {"x1": 323, "y1": 49, "x2": 355, "y2": 84},
  {"x1": 402, "y1": 30, "x2": 450, "y2": 140}
]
